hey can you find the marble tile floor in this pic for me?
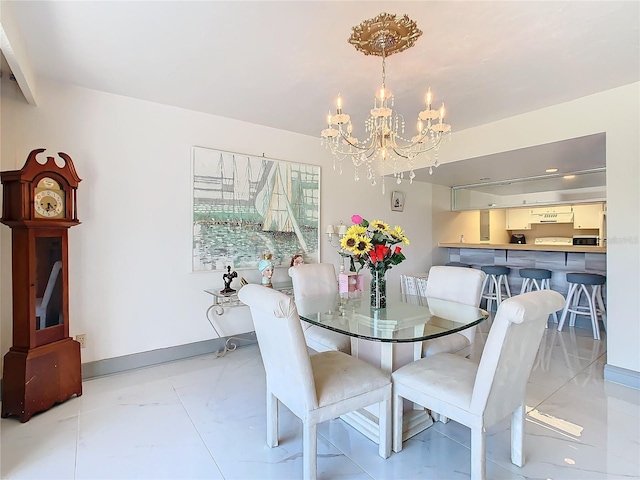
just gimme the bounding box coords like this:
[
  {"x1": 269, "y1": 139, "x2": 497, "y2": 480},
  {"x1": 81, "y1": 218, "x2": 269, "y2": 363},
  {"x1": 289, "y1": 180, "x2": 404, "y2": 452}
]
[{"x1": 2, "y1": 324, "x2": 639, "y2": 480}]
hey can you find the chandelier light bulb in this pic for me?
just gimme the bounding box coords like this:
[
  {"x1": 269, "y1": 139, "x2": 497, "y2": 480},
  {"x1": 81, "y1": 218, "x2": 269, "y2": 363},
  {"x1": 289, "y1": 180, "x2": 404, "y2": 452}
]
[
  {"x1": 320, "y1": 12, "x2": 452, "y2": 193},
  {"x1": 425, "y1": 88, "x2": 432, "y2": 107}
]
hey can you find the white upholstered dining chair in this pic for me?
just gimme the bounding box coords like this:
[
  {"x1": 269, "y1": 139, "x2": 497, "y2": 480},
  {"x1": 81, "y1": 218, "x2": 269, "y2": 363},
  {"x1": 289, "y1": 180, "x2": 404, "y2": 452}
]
[
  {"x1": 288, "y1": 263, "x2": 351, "y2": 353},
  {"x1": 392, "y1": 289, "x2": 565, "y2": 480},
  {"x1": 421, "y1": 266, "x2": 486, "y2": 358},
  {"x1": 238, "y1": 284, "x2": 391, "y2": 480}
]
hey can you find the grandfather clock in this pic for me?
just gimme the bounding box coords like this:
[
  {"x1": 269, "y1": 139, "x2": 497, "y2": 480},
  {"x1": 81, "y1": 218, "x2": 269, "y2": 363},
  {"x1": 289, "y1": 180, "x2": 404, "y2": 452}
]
[{"x1": 1, "y1": 148, "x2": 82, "y2": 422}]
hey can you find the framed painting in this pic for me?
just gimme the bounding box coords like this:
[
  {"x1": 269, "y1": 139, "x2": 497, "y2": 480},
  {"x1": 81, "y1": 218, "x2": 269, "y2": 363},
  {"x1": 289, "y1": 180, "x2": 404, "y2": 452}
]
[
  {"x1": 391, "y1": 191, "x2": 405, "y2": 212},
  {"x1": 192, "y1": 147, "x2": 321, "y2": 271}
]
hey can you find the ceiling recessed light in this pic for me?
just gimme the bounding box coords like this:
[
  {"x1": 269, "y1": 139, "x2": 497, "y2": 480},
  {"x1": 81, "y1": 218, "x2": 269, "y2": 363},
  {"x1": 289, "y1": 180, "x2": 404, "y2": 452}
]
[
  {"x1": 563, "y1": 175, "x2": 576, "y2": 179},
  {"x1": 546, "y1": 168, "x2": 559, "y2": 173}
]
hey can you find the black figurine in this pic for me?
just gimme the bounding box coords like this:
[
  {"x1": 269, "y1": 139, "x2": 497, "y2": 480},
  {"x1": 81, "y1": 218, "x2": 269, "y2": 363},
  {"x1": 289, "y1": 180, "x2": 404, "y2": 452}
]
[{"x1": 220, "y1": 266, "x2": 238, "y2": 295}]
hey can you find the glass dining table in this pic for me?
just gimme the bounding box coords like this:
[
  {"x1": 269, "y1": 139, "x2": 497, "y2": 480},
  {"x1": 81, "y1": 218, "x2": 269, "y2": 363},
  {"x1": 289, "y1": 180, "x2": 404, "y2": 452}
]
[{"x1": 297, "y1": 294, "x2": 489, "y2": 444}]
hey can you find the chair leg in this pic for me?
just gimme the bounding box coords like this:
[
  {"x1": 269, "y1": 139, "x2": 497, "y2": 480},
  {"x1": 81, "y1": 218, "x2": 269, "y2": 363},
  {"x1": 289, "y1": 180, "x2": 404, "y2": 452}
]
[
  {"x1": 480, "y1": 275, "x2": 489, "y2": 307},
  {"x1": 485, "y1": 276, "x2": 495, "y2": 312},
  {"x1": 595, "y1": 285, "x2": 607, "y2": 331},
  {"x1": 379, "y1": 398, "x2": 392, "y2": 459},
  {"x1": 558, "y1": 283, "x2": 578, "y2": 331},
  {"x1": 503, "y1": 274, "x2": 512, "y2": 298},
  {"x1": 266, "y1": 391, "x2": 279, "y2": 447},
  {"x1": 302, "y1": 423, "x2": 317, "y2": 480},
  {"x1": 511, "y1": 403, "x2": 525, "y2": 467},
  {"x1": 519, "y1": 278, "x2": 530, "y2": 295},
  {"x1": 569, "y1": 285, "x2": 585, "y2": 327},
  {"x1": 471, "y1": 426, "x2": 486, "y2": 480},
  {"x1": 392, "y1": 393, "x2": 404, "y2": 453},
  {"x1": 588, "y1": 285, "x2": 601, "y2": 340}
]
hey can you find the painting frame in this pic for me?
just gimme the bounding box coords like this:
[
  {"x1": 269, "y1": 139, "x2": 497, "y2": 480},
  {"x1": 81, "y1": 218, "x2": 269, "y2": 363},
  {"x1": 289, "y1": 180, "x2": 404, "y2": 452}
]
[
  {"x1": 191, "y1": 146, "x2": 321, "y2": 272},
  {"x1": 391, "y1": 191, "x2": 405, "y2": 212}
]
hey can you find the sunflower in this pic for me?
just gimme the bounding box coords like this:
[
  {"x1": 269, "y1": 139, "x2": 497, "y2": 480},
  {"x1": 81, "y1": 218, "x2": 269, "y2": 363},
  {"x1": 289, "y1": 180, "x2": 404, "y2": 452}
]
[
  {"x1": 370, "y1": 220, "x2": 389, "y2": 232},
  {"x1": 392, "y1": 225, "x2": 410, "y2": 245},
  {"x1": 346, "y1": 224, "x2": 367, "y2": 236},
  {"x1": 351, "y1": 235, "x2": 372, "y2": 255},
  {"x1": 340, "y1": 233, "x2": 360, "y2": 253}
]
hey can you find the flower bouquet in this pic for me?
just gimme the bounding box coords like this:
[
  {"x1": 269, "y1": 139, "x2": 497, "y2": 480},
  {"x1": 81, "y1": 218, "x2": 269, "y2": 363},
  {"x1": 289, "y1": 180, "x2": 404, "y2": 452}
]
[{"x1": 339, "y1": 214, "x2": 409, "y2": 308}]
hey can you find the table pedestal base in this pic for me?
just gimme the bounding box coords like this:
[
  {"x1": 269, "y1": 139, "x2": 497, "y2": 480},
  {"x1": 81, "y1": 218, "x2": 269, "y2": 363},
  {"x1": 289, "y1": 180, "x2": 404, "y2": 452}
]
[{"x1": 340, "y1": 407, "x2": 433, "y2": 444}]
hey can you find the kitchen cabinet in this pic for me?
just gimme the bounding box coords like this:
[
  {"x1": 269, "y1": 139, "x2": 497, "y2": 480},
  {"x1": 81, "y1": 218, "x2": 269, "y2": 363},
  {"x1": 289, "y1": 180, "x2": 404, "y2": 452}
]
[
  {"x1": 573, "y1": 203, "x2": 604, "y2": 229},
  {"x1": 506, "y1": 208, "x2": 531, "y2": 230},
  {"x1": 529, "y1": 205, "x2": 573, "y2": 215}
]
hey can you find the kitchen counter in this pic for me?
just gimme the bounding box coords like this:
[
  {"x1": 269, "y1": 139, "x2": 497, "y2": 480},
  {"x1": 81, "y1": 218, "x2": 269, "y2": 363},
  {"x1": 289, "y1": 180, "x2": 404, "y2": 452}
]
[
  {"x1": 440, "y1": 244, "x2": 607, "y2": 327},
  {"x1": 438, "y1": 242, "x2": 606, "y2": 254}
]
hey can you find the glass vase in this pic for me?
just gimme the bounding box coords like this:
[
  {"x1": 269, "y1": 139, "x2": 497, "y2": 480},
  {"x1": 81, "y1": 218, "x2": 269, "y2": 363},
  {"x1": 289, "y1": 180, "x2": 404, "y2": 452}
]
[{"x1": 370, "y1": 269, "x2": 387, "y2": 309}]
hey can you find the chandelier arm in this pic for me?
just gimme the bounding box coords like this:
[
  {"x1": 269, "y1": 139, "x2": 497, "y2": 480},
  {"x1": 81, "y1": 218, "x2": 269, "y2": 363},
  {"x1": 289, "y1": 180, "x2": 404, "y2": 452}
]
[{"x1": 336, "y1": 130, "x2": 377, "y2": 152}]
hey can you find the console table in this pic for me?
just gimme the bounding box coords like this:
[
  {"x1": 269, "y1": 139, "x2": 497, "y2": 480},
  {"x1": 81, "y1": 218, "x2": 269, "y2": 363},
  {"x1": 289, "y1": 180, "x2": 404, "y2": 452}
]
[{"x1": 204, "y1": 282, "x2": 294, "y2": 356}]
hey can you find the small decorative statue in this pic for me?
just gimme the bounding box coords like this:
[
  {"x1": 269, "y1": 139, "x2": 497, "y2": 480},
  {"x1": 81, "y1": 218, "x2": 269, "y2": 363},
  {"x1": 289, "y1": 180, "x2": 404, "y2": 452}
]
[
  {"x1": 290, "y1": 254, "x2": 305, "y2": 267},
  {"x1": 258, "y1": 253, "x2": 275, "y2": 288},
  {"x1": 220, "y1": 265, "x2": 238, "y2": 295}
]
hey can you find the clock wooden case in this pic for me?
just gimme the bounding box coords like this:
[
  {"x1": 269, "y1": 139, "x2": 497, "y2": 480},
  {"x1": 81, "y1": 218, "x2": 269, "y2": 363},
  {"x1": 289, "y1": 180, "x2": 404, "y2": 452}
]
[{"x1": 1, "y1": 148, "x2": 82, "y2": 422}]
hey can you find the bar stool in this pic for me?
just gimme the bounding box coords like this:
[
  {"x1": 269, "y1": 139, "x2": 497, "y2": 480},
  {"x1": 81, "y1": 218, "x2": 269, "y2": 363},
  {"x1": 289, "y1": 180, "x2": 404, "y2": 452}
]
[
  {"x1": 557, "y1": 273, "x2": 607, "y2": 340},
  {"x1": 445, "y1": 262, "x2": 471, "y2": 268},
  {"x1": 519, "y1": 268, "x2": 559, "y2": 325},
  {"x1": 480, "y1": 265, "x2": 511, "y2": 312}
]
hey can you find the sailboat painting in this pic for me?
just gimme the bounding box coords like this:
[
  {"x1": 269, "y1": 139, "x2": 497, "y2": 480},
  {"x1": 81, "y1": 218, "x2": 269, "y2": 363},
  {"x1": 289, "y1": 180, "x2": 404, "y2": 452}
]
[{"x1": 192, "y1": 147, "x2": 320, "y2": 271}]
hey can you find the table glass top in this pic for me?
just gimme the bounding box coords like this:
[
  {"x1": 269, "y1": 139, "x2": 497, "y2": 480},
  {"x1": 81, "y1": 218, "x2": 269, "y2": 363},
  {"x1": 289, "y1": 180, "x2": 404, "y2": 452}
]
[{"x1": 297, "y1": 295, "x2": 488, "y2": 343}]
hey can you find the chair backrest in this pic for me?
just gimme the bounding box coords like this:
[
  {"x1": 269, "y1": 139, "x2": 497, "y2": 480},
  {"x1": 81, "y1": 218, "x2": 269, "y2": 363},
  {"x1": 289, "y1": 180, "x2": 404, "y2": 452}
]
[
  {"x1": 425, "y1": 266, "x2": 486, "y2": 307},
  {"x1": 238, "y1": 284, "x2": 318, "y2": 413},
  {"x1": 470, "y1": 290, "x2": 565, "y2": 424},
  {"x1": 288, "y1": 263, "x2": 338, "y2": 300},
  {"x1": 41, "y1": 260, "x2": 63, "y2": 307}
]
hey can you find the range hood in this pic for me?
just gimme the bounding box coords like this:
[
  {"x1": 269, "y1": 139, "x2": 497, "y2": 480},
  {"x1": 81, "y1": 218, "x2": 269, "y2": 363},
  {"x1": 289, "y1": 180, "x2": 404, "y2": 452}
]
[{"x1": 529, "y1": 212, "x2": 574, "y2": 224}]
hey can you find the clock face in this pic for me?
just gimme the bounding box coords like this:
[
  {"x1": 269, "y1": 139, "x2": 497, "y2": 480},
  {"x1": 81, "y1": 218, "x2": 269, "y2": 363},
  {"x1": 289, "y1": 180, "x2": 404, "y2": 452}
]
[
  {"x1": 34, "y1": 177, "x2": 65, "y2": 219},
  {"x1": 34, "y1": 189, "x2": 64, "y2": 218}
]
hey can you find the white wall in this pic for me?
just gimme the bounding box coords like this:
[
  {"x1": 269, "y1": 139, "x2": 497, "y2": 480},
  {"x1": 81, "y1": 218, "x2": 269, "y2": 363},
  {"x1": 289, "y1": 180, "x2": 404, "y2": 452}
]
[
  {"x1": 2, "y1": 78, "x2": 638, "y2": 378},
  {"x1": 427, "y1": 82, "x2": 640, "y2": 375},
  {"x1": 0, "y1": 79, "x2": 435, "y2": 366}
]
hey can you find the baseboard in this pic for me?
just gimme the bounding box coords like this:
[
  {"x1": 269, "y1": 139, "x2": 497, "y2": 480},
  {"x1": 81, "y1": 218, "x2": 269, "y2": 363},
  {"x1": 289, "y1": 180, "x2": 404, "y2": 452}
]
[
  {"x1": 0, "y1": 335, "x2": 257, "y2": 398},
  {"x1": 81, "y1": 334, "x2": 257, "y2": 380},
  {"x1": 604, "y1": 364, "x2": 640, "y2": 390}
]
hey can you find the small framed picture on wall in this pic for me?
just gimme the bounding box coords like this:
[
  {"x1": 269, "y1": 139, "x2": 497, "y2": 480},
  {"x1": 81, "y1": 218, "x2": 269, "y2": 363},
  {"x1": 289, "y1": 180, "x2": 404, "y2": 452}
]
[{"x1": 391, "y1": 191, "x2": 405, "y2": 212}]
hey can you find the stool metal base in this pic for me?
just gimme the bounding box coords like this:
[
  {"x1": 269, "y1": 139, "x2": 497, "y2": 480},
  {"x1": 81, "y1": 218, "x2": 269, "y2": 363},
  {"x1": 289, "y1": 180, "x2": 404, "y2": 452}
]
[
  {"x1": 481, "y1": 273, "x2": 511, "y2": 312},
  {"x1": 520, "y1": 277, "x2": 559, "y2": 326},
  {"x1": 557, "y1": 282, "x2": 607, "y2": 340}
]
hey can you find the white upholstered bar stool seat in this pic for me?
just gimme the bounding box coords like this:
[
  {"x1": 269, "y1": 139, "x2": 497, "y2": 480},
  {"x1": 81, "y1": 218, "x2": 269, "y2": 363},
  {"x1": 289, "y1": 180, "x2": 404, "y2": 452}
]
[
  {"x1": 289, "y1": 263, "x2": 351, "y2": 353},
  {"x1": 421, "y1": 266, "x2": 487, "y2": 358},
  {"x1": 238, "y1": 285, "x2": 391, "y2": 480},
  {"x1": 392, "y1": 290, "x2": 566, "y2": 480}
]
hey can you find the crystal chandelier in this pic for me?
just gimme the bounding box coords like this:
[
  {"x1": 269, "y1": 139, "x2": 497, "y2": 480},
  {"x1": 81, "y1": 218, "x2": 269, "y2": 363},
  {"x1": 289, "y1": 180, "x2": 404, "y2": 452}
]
[{"x1": 321, "y1": 13, "x2": 451, "y2": 193}]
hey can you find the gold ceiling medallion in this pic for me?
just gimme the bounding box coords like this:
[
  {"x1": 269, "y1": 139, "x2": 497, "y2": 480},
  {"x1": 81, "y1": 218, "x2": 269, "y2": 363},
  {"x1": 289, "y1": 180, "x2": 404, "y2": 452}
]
[
  {"x1": 348, "y1": 12, "x2": 422, "y2": 57},
  {"x1": 321, "y1": 12, "x2": 452, "y2": 193}
]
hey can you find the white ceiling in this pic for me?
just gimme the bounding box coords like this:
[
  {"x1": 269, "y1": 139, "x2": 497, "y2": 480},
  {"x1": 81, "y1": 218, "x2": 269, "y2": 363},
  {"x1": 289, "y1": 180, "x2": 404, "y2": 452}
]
[{"x1": 3, "y1": 1, "x2": 639, "y2": 186}]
